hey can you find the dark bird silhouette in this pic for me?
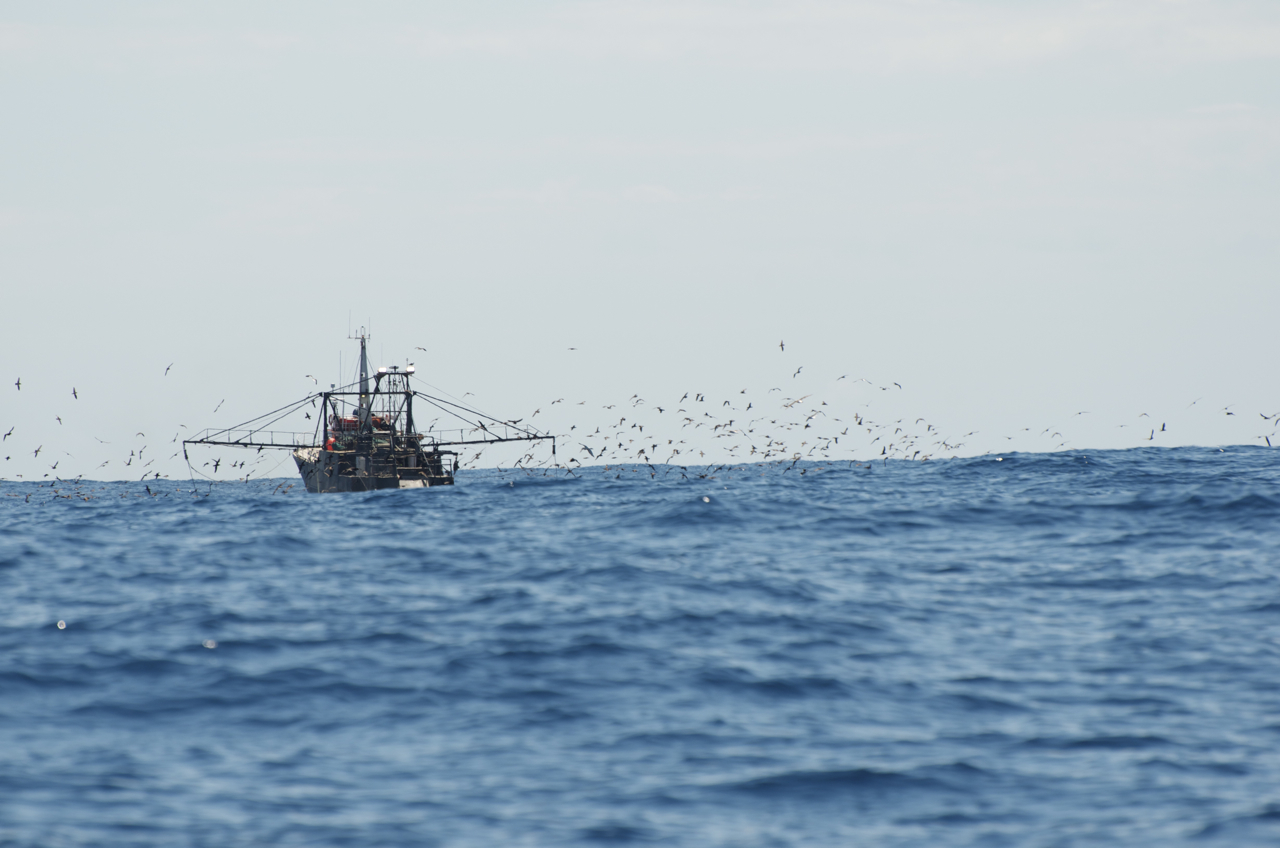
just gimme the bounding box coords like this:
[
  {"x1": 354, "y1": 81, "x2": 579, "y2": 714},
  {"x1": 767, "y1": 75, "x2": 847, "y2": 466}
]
[
  {"x1": 793, "y1": 367, "x2": 802, "y2": 378},
  {"x1": 213, "y1": 400, "x2": 224, "y2": 413},
  {"x1": 165, "y1": 363, "x2": 173, "y2": 376},
  {"x1": 304, "y1": 412, "x2": 311, "y2": 419},
  {"x1": 14, "y1": 378, "x2": 19, "y2": 391},
  {"x1": 415, "y1": 347, "x2": 427, "y2": 351},
  {"x1": 2, "y1": 427, "x2": 11, "y2": 440},
  {"x1": 779, "y1": 340, "x2": 785, "y2": 352},
  {"x1": 212, "y1": 459, "x2": 221, "y2": 472},
  {"x1": 56, "y1": 416, "x2": 61, "y2": 425},
  {"x1": 33, "y1": 445, "x2": 42, "y2": 458}
]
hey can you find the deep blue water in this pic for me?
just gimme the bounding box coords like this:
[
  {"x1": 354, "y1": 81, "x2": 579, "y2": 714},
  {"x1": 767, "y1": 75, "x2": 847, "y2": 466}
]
[{"x1": 3, "y1": 447, "x2": 1280, "y2": 846}]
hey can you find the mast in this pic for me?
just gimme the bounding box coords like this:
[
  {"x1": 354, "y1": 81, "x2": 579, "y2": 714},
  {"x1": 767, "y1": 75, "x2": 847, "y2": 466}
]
[{"x1": 358, "y1": 334, "x2": 371, "y2": 429}]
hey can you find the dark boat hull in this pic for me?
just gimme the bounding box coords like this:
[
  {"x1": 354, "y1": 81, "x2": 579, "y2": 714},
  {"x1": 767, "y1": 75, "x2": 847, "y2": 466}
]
[{"x1": 292, "y1": 448, "x2": 453, "y2": 493}]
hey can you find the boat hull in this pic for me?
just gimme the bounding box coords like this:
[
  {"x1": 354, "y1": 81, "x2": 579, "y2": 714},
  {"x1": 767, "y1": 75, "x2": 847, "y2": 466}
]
[{"x1": 292, "y1": 448, "x2": 454, "y2": 494}]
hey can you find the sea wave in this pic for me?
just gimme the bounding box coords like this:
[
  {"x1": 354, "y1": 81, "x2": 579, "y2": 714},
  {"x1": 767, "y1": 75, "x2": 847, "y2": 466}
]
[{"x1": 2, "y1": 446, "x2": 1280, "y2": 846}]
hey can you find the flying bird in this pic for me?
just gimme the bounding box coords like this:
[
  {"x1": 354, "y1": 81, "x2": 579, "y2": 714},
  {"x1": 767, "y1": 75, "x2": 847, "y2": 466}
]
[
  {"x1": 165, "y1": 363, "x2": 173, "y2": 376},
  {"x1": 779, "y1": 340, "x2": 785, "y2": 352},
  {"x1": 793, "y1": 367, "x2": 802, "y2": 378},
  {"x1": 305, "y1": 375, "x2": 317, "y2": 384},
  {"x1": 2, "y1": 427, "x2": 11, "y2": 440},
  {"x1": 33, "y1": 445, "x2": 41, "y2": 458},
  {"x1": 14, "y1": 378, "x2": 19, "y2": 391},
  {"x1": 72, "y1": 387, "x2": 77, "y2": 399},
  {"x1": 213, "y1": 400, "x2": 224, "y2": 413},
  {"x1": 55, "y1": 416, "x2": 61, "y2": 425}
]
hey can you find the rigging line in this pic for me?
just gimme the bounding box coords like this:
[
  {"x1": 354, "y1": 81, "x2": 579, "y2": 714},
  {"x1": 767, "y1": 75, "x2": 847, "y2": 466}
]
[
  {"x1": 189, "y1": 404, "x2": 317, "y2": 447},
  {"x1": 410, "y1": 394, "x2": 503, "y2": 431},
  {"x1": 407, "y1": 374, "x2": 505, "y2": 422},
  {"x1": 407, "y1": 374, "x2": 473, "y2": 407},
  {"x1": 196, "y1": 394, "x2": 322, "y2": 439},
  {"x1": 185, "y1": 452, "x2": 218, "y2": 483},
  {"x1": 253, "y1": 451, "x2": 292, "y2": 480},
  {"x1": 411, "y1": 390, "x2": 546, "y2": 436},
  {"x1": 240, "y1": 403, "x2": 317, "y2": 439},
  {"x1": 409, "y1": 405, "x2": 551, "y2": 445},
  {"x1": 324, "y1": 377, "x2": 361, "y2": 393}
]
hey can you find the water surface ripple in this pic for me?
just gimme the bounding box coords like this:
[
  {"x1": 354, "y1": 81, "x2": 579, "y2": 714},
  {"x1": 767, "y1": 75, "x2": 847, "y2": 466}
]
[{"x1": 3, "y1": 447, "x2": 1279, "y2": 846}]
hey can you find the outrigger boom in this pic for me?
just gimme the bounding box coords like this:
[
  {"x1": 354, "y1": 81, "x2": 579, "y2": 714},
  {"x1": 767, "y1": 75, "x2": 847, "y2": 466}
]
[{"x1": 183, "y1": 336, "x2": 555, "y2": 492}]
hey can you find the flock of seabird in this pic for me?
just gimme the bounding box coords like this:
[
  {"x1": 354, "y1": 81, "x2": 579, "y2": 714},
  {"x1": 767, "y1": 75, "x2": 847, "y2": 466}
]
[
  {"x1": 4, "y1": 343, "x2": 1279, "y2": 497},
  {"x1": 456, "y1": 341, "x2": 1280, "y2": 479},
  {"x1": 1, "y1": 365, "x2": 283, "y2": 499}
]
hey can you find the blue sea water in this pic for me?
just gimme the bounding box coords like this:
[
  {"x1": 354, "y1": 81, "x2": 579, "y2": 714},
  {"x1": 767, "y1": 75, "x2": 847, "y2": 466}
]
[{"x1": 2, "y1": 446, "x2": 1280, "y2": 847}]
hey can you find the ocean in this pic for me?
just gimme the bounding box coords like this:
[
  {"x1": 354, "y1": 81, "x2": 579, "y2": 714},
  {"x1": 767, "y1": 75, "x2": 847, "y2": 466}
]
[{"x1": 3, "y1": 446, "x2": 1279, "y2": 846}]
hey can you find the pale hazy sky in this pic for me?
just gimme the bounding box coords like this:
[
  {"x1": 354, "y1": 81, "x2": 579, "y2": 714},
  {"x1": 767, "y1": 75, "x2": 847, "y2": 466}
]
[{"x1": 3, "y1": 2, "x2": 1278, "y2": 480}]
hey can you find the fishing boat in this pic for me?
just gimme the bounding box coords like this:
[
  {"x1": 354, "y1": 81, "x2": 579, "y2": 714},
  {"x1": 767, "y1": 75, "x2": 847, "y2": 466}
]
[{"x1": 184, "y1": 335, "x2": 554, "y2": 492}]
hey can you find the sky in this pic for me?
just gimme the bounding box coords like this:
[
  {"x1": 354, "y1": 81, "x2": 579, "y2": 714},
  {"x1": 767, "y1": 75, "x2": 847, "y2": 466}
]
[{"x1": 2, "y1": 1, "x2": 1278, "y2": 481}]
